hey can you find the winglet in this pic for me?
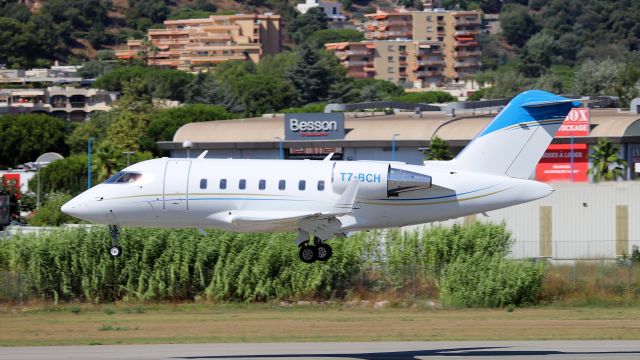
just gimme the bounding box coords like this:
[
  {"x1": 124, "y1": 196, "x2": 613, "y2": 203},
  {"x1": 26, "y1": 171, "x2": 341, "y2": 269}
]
[
  {"x1": 323, "y1": 152, "x2": 334, "y2": 161},
  {"x1": 331, "y1": 180, "x2": 359, "y2": 214}
]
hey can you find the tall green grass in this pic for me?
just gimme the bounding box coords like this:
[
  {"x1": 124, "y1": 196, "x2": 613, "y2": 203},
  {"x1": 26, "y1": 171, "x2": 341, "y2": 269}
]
[{"x1": 0, "y1": 223, "x2": 547, "y2": 307}]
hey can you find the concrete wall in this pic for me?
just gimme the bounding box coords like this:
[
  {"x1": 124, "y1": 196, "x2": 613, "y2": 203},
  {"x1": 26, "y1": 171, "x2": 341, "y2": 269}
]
[{"x1": 405, "y1": 182, "x2": 640, "y2": 260}]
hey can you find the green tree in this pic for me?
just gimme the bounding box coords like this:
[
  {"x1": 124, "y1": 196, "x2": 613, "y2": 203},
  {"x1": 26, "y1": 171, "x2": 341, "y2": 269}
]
[
  {"x1": 304, "y1": 29, "x2": 364, "y2": 49},
  {"x1": 427, "y1": 137, "x2": 453, "y2": 161},
  {"x1": 29, "y1": 193, "x2": 77, "y2": 226},
  {"x1": 392, "y1": 91, "x2": 456, "y2": 104},
  {"x1": 184, "y1": 72, "x2": 243, "y2": 113},
  {"x1": 142, "y1": 104, "x2": 230, "y2": 153},
  {"x1": 28, "y1": 155, "x2": 91, "y2": 196},
  {"x1": 285, "y1": 46, "x2": 344, "y2": 104},
  {"x1": 352, "y1": 79, "x2": 405, "y2": 102},
  {"x1": 234, "y1": 74, "x2": 298, "y2": 116},
  {"x1": 288, "y1": 7, "x2": 328, "y2": 44},
  {"x1": 588, "y1": 138, "x2": 627, "y2": 182},
  {"x1": 126, "y1": 0, "x2": 169, "y2": 30},
  {"x1": 500, "y1": 4, "x2": 540, "y2": 48},
  {"x1": 0, "y1": 114, "x2": 70, "y2": 168},
  {"x1": 572, "y1": 59, "x2": 622, "y2": 97},
  {"x1": 0, "y1": 17, "x2": 50, "y2": 68},
  {"x1": 66, "y1": 112, "x2": 117, "y2": 154}
]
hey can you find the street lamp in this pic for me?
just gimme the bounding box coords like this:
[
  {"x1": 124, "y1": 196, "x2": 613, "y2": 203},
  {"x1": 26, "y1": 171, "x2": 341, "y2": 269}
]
[
  {"x1": 391, "y1": 133, "x2": 400, "y2": 161},
  {"x1": 182, "y1": 140, "x2": 193, "y2": 159},
  {"x1": 274, "y1": 137, "x2": 284, "y2": 160},
  {"x1": 87, "y1": 137, "x2": 95, "y2": 189},
  {"x1": 123, "y1": 151, "x2": 135, "y2": 167}
]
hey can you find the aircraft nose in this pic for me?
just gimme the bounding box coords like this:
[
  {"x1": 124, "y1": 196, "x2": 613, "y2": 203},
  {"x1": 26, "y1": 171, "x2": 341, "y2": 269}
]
[{"x1": 61, "y1": 199, "x2": 80, "y2": 217}]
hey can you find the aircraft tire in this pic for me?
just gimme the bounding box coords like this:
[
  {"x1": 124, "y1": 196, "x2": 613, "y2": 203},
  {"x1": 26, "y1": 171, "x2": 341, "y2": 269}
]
[
  {"x1": 299, "y1": 244, "x2": 317, "y2": 263},
  {"x1": 316, "y1": 243, "x2": 332, "y2": 262},
  {"x1": 110, "y1": 246, "x2": 122, "y2": 257}
]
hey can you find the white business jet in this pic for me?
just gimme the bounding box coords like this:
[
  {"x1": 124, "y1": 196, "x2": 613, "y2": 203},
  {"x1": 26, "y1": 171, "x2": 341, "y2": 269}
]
[{"x1": 62, "y1": 90, "x2": 582, "y2": 263}]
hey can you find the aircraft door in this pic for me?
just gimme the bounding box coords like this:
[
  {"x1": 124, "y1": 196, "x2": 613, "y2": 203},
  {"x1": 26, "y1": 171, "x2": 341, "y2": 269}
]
[{"x1": 163, "y1": 160, "x2": 191, "y2": 211}]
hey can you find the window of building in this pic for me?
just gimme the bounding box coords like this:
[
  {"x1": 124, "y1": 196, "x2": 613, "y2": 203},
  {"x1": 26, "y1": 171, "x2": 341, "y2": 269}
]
[
  {"x1": 317, "y1": 180, "x2": 325, "y2": 191},
  {"x1": 279, "y1": 180, "x2": 286, "y2": 190},
  {"x1": 387, "y1": 45, "x2": 394, "y2": 51},
  {"x1": 259, "y1": 179, "x2": 266, "y2": 190},
  {"x1": 437, "y1": 16, "x2": 444, "y2": 21},
  {"x1": 399, "y1": 45, "x2": 406, "y2": 52},
  {"x1": 239, "y1": 179, "x2": 246, "y2": 190},
  {"x1": 438, "y1": 37, "x2": 444, "y2": 41},
  {"x1": 220, "y1": 179, "x2": 227, "y2": 189},
  {"x1": 299, "y1": 180, "x2": 306, "y2": 190},
  {"x1": 388, "y1": 56, "x2": 394, "y2": 61},
  {"x1": 426, "y1": 16, "x2": 431, "y2": 21},
  {"x1": 427, "y1": 26, "x2": 432, "y2": 32},
  {"x1": 200, "y1": 179, "x2": 207, "y2": 189},
  {"x1": 332, "y1": 7, "x2": 337, "y2": 14},
  {"x1": 387, "y1": 67, "x2": 394, "y2": 73},
  {"x1": 399, "y1": 56, "x2": 406, "y2": 62}
]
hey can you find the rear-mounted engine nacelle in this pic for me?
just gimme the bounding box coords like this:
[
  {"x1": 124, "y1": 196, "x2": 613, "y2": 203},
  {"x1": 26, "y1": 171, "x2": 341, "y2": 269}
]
[{"x1": 332, "y1": 162, "x2": 432, "y2": 199}]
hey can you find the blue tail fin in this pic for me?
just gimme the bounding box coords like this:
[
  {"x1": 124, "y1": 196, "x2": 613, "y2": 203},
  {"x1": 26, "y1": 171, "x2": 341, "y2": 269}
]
[{"x1": 454, "y1": 90, "x2": 582, "y2": 179}]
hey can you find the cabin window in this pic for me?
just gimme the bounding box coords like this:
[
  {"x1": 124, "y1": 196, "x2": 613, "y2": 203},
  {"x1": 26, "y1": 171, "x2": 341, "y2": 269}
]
[
  {"x1": 200, "y1": 178, "x2": 207, "y2": 189},
  {"x1": 317, "y1": 180, "x2": 325, "y2": 191},
  {"x1": 278, "y1": 180, "x2": 286, "y2": 190},
  {"x1": 239, "y1": 179, "x2": 246, "y2": 190},
  {"x1": 299, "y1": 180, "x2": 306, "y2": 191},
  {"x1": 219, "y1": 179, "x2": 227, "y2": 189},
  {"x1": 259, "y1": 179, "x2": 266, "y2": 190}
]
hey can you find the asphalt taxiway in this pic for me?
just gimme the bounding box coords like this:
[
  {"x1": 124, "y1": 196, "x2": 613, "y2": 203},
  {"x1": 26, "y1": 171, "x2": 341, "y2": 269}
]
[{"x1": 1, "y1": 341, "x2": 639, "y2": 360}]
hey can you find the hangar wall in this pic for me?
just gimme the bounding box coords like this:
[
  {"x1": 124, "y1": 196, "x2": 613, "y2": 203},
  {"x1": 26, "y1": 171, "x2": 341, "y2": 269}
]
[{"x1": 406, "y1": 182, "x2": 640, "y2": 260}]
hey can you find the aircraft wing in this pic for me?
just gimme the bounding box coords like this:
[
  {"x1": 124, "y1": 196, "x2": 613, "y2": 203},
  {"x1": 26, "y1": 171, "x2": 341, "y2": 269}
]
[{"x1": 207, "y1": 180, "x2": 360, "y2": 237}]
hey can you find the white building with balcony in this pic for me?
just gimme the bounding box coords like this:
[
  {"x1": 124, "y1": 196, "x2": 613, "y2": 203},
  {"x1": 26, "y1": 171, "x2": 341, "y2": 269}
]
[
  {"x1": 0, "y1": 87, "x2": 118, "y2": 122},
  {"x1": 296, "y1": 0, "x2": 347, "y2": 22}
]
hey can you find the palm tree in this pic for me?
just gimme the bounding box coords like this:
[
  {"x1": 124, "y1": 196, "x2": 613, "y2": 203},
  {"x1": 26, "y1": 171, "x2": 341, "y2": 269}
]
[
  {"x1": 427, "y1": 137, "x2": 453, "y2": 160},
  {"x1": 92, "y1": 143, "x2": 122, "y2": 182},
  {"x1": 588, "y1": 138, "x2": 627, "y2": 182}
]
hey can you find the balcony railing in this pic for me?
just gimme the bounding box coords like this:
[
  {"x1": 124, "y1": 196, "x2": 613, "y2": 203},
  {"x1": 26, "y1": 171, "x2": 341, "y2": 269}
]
[
  {"x1": 454, "y1": 61, "x2": 480, "y2": 68},
  {"x1": 344, "y1": 50, "x2": 371, "y2": 56},
  {"x1": 455, "y1": 18, "x2": 480, "y2": 25},
  {"x1": 344, "y1": 60, "x2": 369, "y2": 67},
  {"x1": 416, "y1": 60, "x2": 444, "y2": 66},
  {"x1": 415, "y1": 70, "x2": 442, "y2": 77},
  {"x1": 455, "y1": 30, "x2": 479, "y2": 36},
  {"x1": 456, "y1": 50, "x2": 481, "y2": 57}
]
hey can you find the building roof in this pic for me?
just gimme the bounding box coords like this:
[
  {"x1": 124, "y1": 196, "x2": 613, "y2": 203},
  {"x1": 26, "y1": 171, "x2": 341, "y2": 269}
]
[{"x1": 158, "y1": 109, "x2": 640, "y2": 151}]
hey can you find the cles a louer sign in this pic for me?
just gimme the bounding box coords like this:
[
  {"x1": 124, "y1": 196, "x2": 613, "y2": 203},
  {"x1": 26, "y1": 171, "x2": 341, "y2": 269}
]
[{"x1": 284, "y1": 113, "x2": 345, "y2": 140}]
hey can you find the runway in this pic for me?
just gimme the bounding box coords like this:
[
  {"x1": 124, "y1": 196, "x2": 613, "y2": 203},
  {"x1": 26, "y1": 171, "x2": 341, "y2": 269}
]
[{"x1": 1, "y1": 341, "x2": 640, "y2": 360}]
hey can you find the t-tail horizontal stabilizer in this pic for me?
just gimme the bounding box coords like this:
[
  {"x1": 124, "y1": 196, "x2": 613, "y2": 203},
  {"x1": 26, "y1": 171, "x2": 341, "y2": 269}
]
[{"x1": 454, "y1": 90, "x2": 583, "y2": 179}]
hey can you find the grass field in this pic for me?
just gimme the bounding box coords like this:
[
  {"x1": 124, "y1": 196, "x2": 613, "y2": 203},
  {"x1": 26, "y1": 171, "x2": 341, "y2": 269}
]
[{"x1": 1, "y1": 302, "x2": 640, "y2": 346}]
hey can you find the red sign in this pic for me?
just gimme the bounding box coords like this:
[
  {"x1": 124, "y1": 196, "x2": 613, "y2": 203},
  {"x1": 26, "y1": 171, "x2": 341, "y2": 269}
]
[
  {"x1": 1, "y1": 173, "x2": 21, "y2": 198},
  {"x1": 556, "y1": 108, "x2": 590, "y2": 137},
  {"x1": 536, "y1": 144, "x2": 589, "y2": 182}
]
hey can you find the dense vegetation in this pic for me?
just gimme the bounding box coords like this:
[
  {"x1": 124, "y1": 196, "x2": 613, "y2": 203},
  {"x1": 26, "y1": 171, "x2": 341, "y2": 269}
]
[
  {"x1": 0, "y1": 223, "x2": 546, "y2": 307},
  {"x1": 475, "y1": 0, "x2": 640, "y2": 104}
]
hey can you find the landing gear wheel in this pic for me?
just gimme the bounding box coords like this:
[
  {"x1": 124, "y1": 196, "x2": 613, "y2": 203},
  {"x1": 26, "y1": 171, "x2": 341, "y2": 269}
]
[
  {"x1": 316, "y1": 243, "x2": 332, "y2": 262},
  {"x1": 108, "y1": 224, "x2": 122, "y2": 258},
  {"x1": 299, "y1": 244, "x2": 317, "y2": 263},
  {"x1": 110, "y1": 245, "x2": 122, "y2": 257}
]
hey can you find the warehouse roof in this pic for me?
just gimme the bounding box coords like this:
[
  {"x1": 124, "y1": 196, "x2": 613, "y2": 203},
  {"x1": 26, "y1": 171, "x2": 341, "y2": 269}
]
[{"x1": 158, "y1": 109, "x2": 640, "y2": 151}]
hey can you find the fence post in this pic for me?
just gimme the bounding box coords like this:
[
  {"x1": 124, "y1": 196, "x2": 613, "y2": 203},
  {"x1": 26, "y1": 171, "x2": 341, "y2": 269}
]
[
  {"x1": 573, "y1": 261, "x2": 577, "y2": 289},
  {"x1": 600, "y1": 257, "x2": 605, "y2": 291}
]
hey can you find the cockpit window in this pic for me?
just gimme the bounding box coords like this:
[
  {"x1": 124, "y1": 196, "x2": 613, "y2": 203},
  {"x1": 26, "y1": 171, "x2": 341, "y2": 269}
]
[{"x1": 104, "y1": 172, "x2": 143, "y2": 184}]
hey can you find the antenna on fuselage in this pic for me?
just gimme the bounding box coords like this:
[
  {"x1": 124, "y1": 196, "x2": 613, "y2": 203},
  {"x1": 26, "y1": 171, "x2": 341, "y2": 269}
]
[{"x1": 197, "y1": 150, "x2": 208, "y2": 159}]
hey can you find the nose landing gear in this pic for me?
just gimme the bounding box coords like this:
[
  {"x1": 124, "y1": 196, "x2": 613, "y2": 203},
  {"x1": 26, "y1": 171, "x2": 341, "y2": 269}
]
[{"x1": 108, "y1": 225, "x2": 122, "y2": 257}]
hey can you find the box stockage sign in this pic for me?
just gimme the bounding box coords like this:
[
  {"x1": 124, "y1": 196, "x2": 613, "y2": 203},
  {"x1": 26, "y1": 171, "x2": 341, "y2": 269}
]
[{"x1": 284, "y1": 113, "x2": 345, "y2": 140}]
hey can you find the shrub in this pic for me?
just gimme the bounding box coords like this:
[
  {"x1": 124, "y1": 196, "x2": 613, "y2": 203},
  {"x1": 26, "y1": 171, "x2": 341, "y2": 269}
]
[{"x1": 440, "y1": 254, "x2": 546, "y2": 308}]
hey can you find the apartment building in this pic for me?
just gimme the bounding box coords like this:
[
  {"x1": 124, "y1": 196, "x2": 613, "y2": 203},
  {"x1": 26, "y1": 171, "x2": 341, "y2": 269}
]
[
  {"x1": 0, "y1": 87, "x2": 118, "y2": 122},
  {"x1": 364, "y1": 8, "x2": 481, "y2": 81},
  {"x1": 325, "y1": 40, "x2": 444, "y2": 88},
  {"x1": 325, "y1": 7, "x2": 481, "y2": 88},
  {"x1": 116, "y1": 14, "x2": 282, "y2": 70}
]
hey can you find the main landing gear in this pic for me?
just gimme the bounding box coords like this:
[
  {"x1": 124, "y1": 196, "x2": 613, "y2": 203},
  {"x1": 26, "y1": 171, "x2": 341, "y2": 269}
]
[
  {"x1": 108, "y1": 224, "x2": 122, "y2": 257},
  {"x1": 298, "y1": 239, "x2": 332, "y2": 264}
]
